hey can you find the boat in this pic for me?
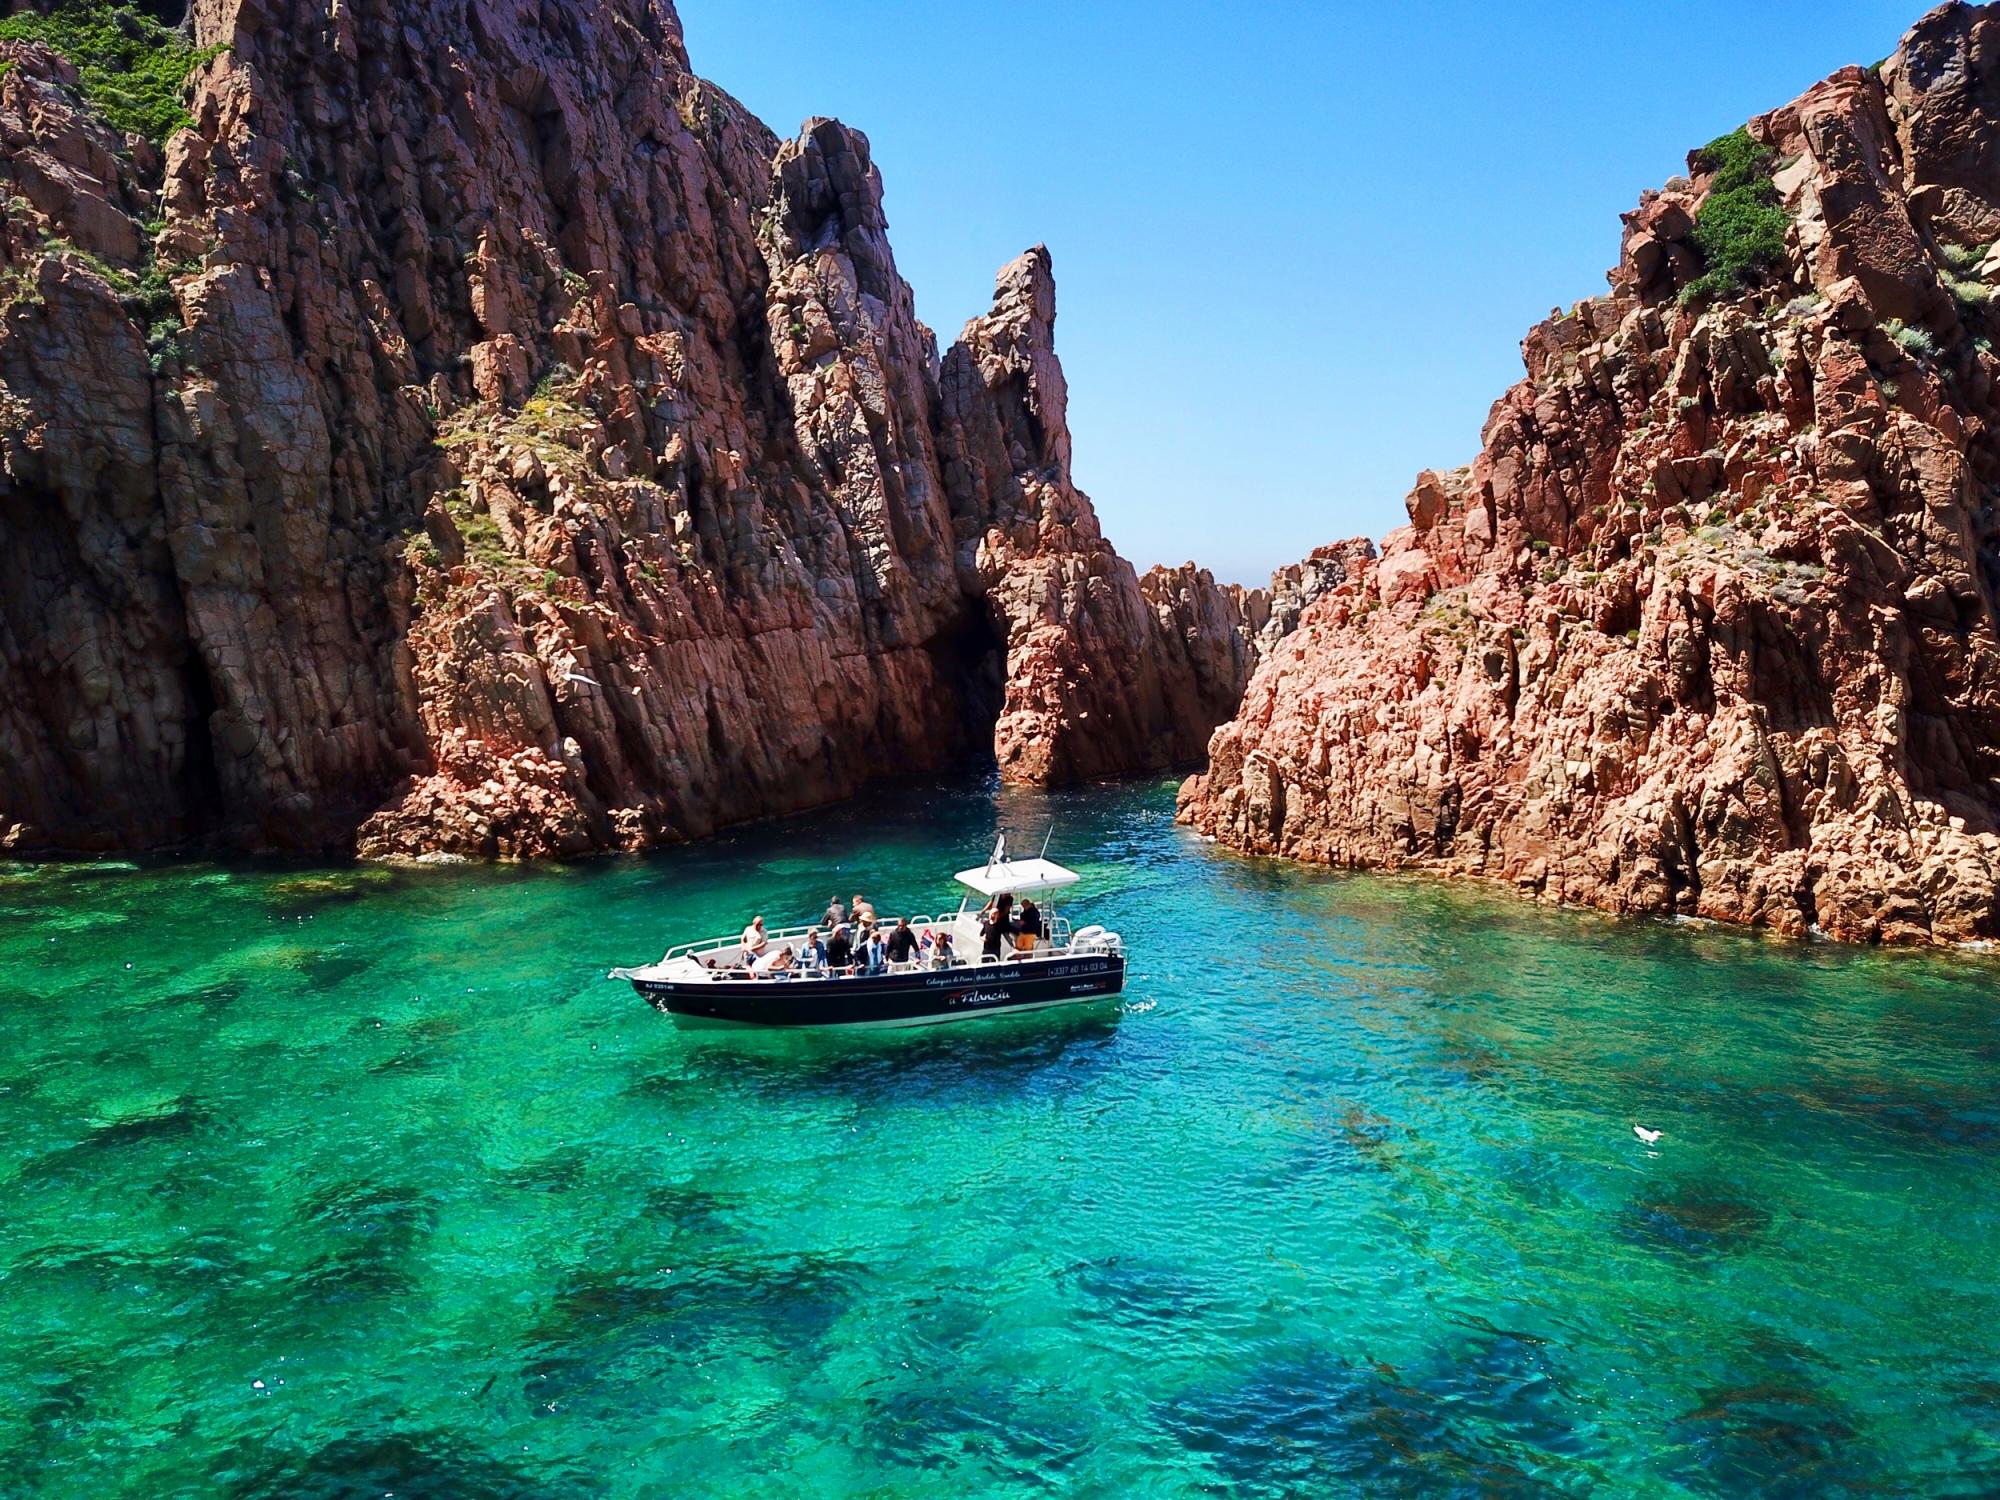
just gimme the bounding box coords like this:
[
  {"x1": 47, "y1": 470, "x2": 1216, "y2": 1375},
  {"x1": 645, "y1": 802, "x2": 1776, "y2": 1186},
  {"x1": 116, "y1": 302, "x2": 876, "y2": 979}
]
[{"x1": 610, "y1": 839, "x2": 1126, "y2": 1028}]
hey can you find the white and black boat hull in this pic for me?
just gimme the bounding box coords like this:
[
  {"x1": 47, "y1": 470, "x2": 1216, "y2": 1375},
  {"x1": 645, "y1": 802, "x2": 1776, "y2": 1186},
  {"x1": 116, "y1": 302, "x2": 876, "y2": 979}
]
[{"x1": 628, "y1": 953, "x2": 1126, "y2": 1029}]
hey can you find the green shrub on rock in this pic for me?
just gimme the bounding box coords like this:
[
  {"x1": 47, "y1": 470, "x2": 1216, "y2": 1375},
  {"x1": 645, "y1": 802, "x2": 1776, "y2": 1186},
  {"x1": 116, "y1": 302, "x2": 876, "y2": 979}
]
[
  {"x1": 1947, "y1": 274, "x2": 1991, "y2": 312},
  {"x1": 0, "y1": 2, "x2": 221, "y2": 143},
  {"x1": 1885, "y1": 318, "x2": 1938, "y2": 358},
  {"x1": 1679, "y1": 128, "x2": 1792, "y2": 306}
]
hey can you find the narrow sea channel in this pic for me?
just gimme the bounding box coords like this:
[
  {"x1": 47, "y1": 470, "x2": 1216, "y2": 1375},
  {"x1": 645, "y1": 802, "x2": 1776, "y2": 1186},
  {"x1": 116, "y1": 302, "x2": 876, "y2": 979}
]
[{"x1": 4, "y1": 776, "x2": 1996, "y2": 1496}]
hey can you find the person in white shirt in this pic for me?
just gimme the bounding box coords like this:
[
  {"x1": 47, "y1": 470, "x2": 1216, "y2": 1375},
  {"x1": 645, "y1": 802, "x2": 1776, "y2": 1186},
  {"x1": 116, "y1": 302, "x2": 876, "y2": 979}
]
[
  {"x1": 741, "y1": 916, "x2": 768, "y2": 965},
  {"x1": 752, "y1": 945, "x2": 795, "y2": 977}
]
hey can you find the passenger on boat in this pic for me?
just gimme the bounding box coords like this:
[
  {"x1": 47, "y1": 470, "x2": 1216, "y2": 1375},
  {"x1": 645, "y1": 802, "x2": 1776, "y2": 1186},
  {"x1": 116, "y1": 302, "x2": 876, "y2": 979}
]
[
  {"x1": 801, "y1": 928, "x2": 827, "y2": 971},
  {"x1": 824, "y1": 896, "x2": 846, "y2": 928},
  {"x1": 1013, "y1": 898, "x2": 1044, "y2": 954},
  {"x1": 930, "y1": 931, "x2": 956, "y2": 968},
  {"x1": 825, "y1": 923, "x2": 854, "y2": 973},
  {"x1": 885, "y1": 917, "x2": 920, "y2": 967},
  {"x1": 852, "y1": 892, "x2": 877, "y2": 923},
  {"x1": 752, "y1": 944, "x2": 795, "y2": 977},
  {"x1": 979, "y1": 893, "x2": 1015, "y2": 959},
  {"x1": 741, "y1": 915, "x2": 768, "y2": 960},
  {"x1": 862, "y1": 927, "x2": 889, "y2": 976}
]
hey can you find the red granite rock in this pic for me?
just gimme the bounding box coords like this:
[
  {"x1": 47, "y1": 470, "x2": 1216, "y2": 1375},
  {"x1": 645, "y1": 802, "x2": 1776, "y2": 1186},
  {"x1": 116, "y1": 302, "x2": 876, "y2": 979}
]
[
  {"x1": 0, "y1": 0, "x2": 1258, "y2": 857},
  {"x1": 1181, "y1": 3, "x2": 2000, "y2": 945}
]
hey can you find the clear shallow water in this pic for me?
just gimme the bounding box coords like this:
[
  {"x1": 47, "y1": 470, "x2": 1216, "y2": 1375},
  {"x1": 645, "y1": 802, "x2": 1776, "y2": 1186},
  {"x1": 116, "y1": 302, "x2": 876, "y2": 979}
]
[{"x1": 3, "y1": 777, "x2": 1999, "y2": 1498}]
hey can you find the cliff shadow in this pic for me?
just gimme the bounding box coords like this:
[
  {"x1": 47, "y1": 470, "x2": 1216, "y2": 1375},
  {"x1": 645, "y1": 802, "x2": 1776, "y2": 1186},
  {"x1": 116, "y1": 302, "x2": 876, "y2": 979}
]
[{"x1": 926, "y1": 603, "x2": 1008, "y2": 770}]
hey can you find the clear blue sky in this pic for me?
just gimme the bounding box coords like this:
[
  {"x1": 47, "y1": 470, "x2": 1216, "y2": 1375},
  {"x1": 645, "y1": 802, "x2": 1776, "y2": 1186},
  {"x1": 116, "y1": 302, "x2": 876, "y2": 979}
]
[{"x1": 682, "y1": 1, "x2": 1917, "y2": 585}]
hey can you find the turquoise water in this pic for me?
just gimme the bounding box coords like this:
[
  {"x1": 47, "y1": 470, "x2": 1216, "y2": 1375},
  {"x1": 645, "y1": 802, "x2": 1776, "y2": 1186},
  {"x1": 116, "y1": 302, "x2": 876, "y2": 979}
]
[{"x1": 3, "y1": 776, "x2": 1999, "y2": 1497}]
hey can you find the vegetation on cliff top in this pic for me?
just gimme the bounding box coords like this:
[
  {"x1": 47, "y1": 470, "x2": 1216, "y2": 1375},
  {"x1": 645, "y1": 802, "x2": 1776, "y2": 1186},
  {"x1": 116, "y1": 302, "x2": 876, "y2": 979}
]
[
  {"x1": 1681, "y1": 128, "x2": 1792, "y2": 306},
  {"x1": 0, "y1": 1, "x2": 220, "y2": 143}
]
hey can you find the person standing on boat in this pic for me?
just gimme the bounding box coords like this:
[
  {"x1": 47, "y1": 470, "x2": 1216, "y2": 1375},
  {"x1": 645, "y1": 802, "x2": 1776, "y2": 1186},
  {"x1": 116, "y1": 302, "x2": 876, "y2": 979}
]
[
  {"x1": 885, "y1": 917, "x2": 920, "y2": 968},
  {"x1": 824, "y1": 895, "x2": 846, "y2": 928},
  {"x1": 857, "y1": 927, "x2": 885, "y2": 976},
  {"x1": 1017, "y1": 898, "x2": 1044, "y2": 954},
  {"x1": 826, "y1": 923, "x2": 854, "y2": 974},
  {"x1": 741, "y1": 915, "x2": 768, "y2": 964},
  {"x1": 852, "y1": 892, "x2": 877, "y2": 923},
  {"x1": 980, "y1": 894, "x2": 1015, "y2": 959}
]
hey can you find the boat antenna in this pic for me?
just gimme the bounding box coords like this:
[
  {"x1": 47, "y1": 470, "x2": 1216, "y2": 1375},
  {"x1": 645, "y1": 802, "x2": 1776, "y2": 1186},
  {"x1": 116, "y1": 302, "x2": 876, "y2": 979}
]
[
  {"x1": 1039, "y1": 823, "x2": 1054, "y2": 860},
  {"x1": 987, "y1": 832, "x2": 1005, "y2": 875}
]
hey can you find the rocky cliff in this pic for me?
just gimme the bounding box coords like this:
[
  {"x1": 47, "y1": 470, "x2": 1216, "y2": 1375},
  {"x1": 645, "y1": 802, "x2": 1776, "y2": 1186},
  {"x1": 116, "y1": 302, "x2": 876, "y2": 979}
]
[
  {"x1": 1183, "y1": 2, "x2": 2000, "y2": 944},
  {"x1": 0, "y1": 0, "x2": 1256, "y2": 857}
]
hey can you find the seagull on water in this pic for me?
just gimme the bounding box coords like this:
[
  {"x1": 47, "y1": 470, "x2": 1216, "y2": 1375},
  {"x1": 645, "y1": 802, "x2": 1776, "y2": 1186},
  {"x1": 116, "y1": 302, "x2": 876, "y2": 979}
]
[{"x1": 1633, "y1": 1125, "x2": 1663, "y2": 1145}]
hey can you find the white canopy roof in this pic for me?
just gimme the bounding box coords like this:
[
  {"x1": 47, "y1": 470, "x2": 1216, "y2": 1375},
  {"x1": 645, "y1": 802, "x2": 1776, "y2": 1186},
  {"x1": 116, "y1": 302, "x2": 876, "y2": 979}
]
[{"x1": 953, "y1": 857, "x2": 1081, "y2": 898}]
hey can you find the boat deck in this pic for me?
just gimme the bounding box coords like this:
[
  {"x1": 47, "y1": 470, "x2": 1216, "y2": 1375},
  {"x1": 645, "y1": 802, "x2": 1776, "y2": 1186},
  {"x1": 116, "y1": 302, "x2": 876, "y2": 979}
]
[
  {"x1": 610, "y1": 845, "x2": 1125, "y2": 1027},
  {"x1": 618, "y1": 910, "x2": 1110, "y2": 986}
]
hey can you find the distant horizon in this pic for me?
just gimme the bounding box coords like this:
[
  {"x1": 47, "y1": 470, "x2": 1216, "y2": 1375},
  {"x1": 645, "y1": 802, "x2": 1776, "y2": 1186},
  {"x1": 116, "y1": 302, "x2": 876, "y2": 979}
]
[{"x1": 684, "y1": 0, "x2": 1917, "y2": 586}]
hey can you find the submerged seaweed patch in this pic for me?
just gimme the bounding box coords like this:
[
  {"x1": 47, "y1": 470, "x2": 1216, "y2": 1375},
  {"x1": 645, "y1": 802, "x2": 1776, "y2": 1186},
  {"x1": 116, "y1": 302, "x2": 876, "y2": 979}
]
[
  {"x1": 1617, "y1": 1184, "x2": 1772, "y2": 1261},
  {"x1": 142, "y1": 978, "x2": 245, "y2": 1016},
  {"x1": 517, "y1": 1253, "x2": 865, "y2": 1417},
  {"x1": 1065, "y1": 1253, "x2": 1222, "y2": 1334},
  {"x1": 1668, "y1": 1376, "x2": 1871, "y2": 1498},
  {"x1": 218, "y1": 1430, "x2": 563, "y2": 1500},
  {"x1": 287, "y1": 1180, "x2": 438, "y2": 1303},
  {"x1": 1161, "y1": 1334, "x2": 1595, "y2": 1498},
  {"x1": 854, "y1": 1379, "x2": 1090, "y2": 1486},
  {"x1": 20, "y1": 1096, "x2": 210, "y2": 1182}
]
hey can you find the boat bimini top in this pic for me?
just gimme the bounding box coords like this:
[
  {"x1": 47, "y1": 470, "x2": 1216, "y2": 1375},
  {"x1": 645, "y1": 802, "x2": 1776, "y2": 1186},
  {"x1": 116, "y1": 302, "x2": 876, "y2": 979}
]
[{"x1": 951, "y1": 856, "x2": 1081, "y2": 899}]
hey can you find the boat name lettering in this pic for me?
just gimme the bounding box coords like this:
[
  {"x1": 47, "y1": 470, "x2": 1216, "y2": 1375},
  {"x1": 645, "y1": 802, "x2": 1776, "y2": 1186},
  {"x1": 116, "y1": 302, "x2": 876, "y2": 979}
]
[{"x1": 952, "y1": 990, "x2": 1010, "y2": 1007}]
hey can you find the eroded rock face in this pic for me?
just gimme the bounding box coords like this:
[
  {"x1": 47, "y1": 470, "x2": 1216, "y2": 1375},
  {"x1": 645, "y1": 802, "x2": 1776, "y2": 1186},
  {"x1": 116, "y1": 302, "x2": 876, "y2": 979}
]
[
  {"x1": 0, "y1": 0, "x2": 1255, "y2": 857},
  {"x1": 1181, "y1": 2, "x2": 2000, "y2": 945},
  {"x1": 937, "y1": 247, "x2": 1260, "y2": 782}
]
